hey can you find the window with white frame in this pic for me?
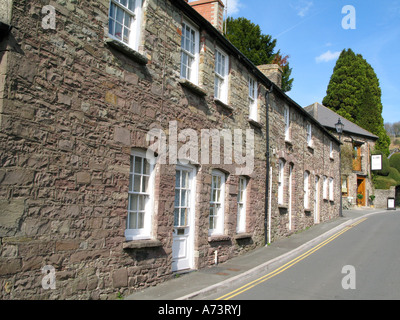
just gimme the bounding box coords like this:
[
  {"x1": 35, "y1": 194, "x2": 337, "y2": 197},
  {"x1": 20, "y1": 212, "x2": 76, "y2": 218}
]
[
  {"x1": 323, "y1": 176, "x2": 328, "y2": 200},
  {"x1": 248, "y1": 76, "x2": 258, "y2": 121},
  {"x1": 330, "y1": 141, "x2": 334, "y2": 158},
  {"x1": 209, "y1": 170, "x2": 225, "y2": 236},
  {"x1": 180, "y1": 21, "x2": 199, "y2": 84},
  {"x1": 278, "y1": 159, "x2": 285, "y2": 205},
  {"x1": 174, "y1": 169, "x2": 191, "y2": 228},
  {"x1": 329, "y1": 178, "x2": 334, "y2": 201},
  {"x1": 126, "y1": 149, "x2": 154, "y2": 240},
  {"x1": 236, "y1": 177, "x2": 247, "y2": 233},
  {"x1": 108, "y1": 0, "x2": 142, "y2": 50},
  {"x1": 214, "y1": 48, "x2": 229, "y2": 104},
  {"x1": 307, "y1": 123, "x2": 312, "y2": 147},
  {"x1": 284, "y1": 105, "x2": 290, "y2": 141},
  {"x1": 304, "y1": 171, "x2": 310, "y2": 209}
]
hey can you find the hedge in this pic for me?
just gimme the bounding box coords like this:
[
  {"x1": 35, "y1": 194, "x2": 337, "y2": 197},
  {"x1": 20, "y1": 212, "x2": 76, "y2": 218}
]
[
  {"x1": 373, "y1": 176, "x2": 398, "y2": 190},
  {"x1": 389, "y1": 153, "x2": 400, "y2": 173},
  {"x1": 388, "y1": 167, "x2": 400, "y2": 184}
]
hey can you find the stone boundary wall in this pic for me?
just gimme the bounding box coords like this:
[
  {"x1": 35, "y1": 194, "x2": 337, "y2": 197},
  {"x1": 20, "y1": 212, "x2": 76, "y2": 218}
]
[{"x1": 374, "y1": 187, "x2": 396, "y2": 209}]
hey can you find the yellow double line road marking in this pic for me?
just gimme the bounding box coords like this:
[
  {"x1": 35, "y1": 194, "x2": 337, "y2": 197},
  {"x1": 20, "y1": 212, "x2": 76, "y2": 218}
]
[{"x1": 217, "y1": 218, "x2": 368, "y2": 300}]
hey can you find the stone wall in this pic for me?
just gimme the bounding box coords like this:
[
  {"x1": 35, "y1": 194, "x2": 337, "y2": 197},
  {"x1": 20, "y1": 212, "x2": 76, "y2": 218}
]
[
  {"x1": 0, "y1": 0, "x2": 267, "y2": 299},
  {"x1": 374, "y1": 187, "x2": 395, "y2": 209},
  {"x1": 0, "y1": 0, "x2": 340, "y2": 300},
  {"x1": 268, "y1": 92, "x2": 341, "y2": 241}
]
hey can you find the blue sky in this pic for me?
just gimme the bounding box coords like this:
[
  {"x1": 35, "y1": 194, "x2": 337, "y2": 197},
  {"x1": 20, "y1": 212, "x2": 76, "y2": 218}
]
[{"x1": 220, "y1": 0, "x2": 400, "y2": 123}]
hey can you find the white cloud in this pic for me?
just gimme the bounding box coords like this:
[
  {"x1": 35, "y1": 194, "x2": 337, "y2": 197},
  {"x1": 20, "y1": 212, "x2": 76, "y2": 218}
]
[
  {"x1": 316, "y1": 50, "x2": 341, "y2": 63},
  {"x1": 292, "y1": 0, "x2": 314, "y2": 17},
  {"x1": 221, "y1": 0, "x2": 242, "y2": 16}
]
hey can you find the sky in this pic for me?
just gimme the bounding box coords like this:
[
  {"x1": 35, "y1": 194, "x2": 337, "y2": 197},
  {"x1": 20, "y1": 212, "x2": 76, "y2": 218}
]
[{"x1": 218, "y1": 0, "x2": 400, "y2": 124}]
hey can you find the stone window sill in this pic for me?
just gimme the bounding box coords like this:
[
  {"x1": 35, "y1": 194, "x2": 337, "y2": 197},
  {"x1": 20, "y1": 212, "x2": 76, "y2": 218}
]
[
  {"x1": 104, "y1": 38, "x2": 148, "y2": 65},
  {"x1": 179, "y1": 79, "x2": 207, "y2": 97},
  {"x1": 248, "y1": 118, "x2": 263, "y2": 129},
  {"x1": 234, "y1": 233, "x2": 252, "y2": 240},
  {"x1": 214, "y1": 98, "x2": 233, "y2": 111},
  {"x1": 123, "y1": 239, "x2": 162, "y2": 250},
  {"x1": 208, "y1": 235, "x2": 231, "y2": 242},
  {"x1": 285, "y1": 139, "x2": 293, "y2": 146}
]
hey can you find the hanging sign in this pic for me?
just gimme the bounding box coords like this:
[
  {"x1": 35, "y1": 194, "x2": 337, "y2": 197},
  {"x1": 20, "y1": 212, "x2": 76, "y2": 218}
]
[{"x1": 371, "y1": 155, "x2": 382, "y2": 171}]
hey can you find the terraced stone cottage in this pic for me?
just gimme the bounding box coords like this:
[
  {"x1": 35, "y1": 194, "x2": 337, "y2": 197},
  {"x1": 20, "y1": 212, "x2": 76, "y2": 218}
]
[{"x1": 0, "y1": 0, "x2": 340, "y2": 299}]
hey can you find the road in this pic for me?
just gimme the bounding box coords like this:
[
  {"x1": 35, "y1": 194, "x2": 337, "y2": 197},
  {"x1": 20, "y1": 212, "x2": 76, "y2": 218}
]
[{"x1": 206, "y1": 211, "x2": 400, "y2": 300}]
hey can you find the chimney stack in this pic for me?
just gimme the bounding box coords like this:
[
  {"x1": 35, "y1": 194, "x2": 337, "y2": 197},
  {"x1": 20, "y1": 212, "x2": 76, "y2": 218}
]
[
  {"x1": 189, "y1": 0, "x2": 225, "y2": 33},
  {"x1": 257, "y1": 64, "x2": 283, "y2": 89}
]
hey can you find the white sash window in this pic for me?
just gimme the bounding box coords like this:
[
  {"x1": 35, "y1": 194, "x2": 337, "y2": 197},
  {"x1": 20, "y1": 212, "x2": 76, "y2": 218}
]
[{"x1": 108, "y1": 0, "x2": 142, "y2": 50}]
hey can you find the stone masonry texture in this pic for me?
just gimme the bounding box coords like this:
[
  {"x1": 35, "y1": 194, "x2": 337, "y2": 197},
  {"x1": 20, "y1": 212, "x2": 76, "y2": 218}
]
[{"x1": 0, "y1": 0, "x2": 340, "y2": 299}]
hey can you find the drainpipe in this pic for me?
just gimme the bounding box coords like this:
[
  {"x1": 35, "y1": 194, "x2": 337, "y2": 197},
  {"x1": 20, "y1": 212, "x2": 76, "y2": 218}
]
[{"x1": 265, "y1": 85, "x2": 273, "y2": 246}]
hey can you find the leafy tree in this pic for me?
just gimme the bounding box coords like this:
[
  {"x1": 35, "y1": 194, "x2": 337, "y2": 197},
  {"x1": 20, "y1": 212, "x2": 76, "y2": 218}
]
[
  {"x1": 323, "y1": 49, "x2": 390, "y2": 155},
  {"x1": 393, "y1": 122, "x2": 400, "y2": 137},
  {"x1": 225, "y1": 17, "x2": 293, "y2": 92},
  {"x1": 385, "y1": 122, "x2": 400, "y2": 138}
]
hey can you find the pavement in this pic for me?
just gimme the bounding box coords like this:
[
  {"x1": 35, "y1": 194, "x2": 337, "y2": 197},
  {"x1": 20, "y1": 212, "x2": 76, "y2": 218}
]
[{"x1": 126, "y1": 207, "x2": 391, "y2": 300}]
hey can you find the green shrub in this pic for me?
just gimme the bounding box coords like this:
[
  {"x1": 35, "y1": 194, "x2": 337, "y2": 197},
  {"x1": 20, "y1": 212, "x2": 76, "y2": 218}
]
[
  {"x1": 389, "y1": 153, "x2": 400, "y2": 172},
  {"x1": 388, "y1": 167, "x2": 400, "y2": 184},
  {"x1": 373, "y1": 176, "x2": 397, "y2": 190}
]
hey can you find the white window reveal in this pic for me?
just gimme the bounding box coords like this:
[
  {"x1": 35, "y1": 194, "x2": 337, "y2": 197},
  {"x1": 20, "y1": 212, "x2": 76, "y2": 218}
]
[
  {"x1": 307, "y1": 123, "x2": 312, "y2": 147},
  {"x1": 236, "y1": 177, "x2": 247, "y2": 233},
  {"x1": 248, "y1": 76, "x2": 258, "y2": 121},
  {"x1": 126, "y1": 149, "x2": 154, "y2": 240},
  {"x1": 323, "y1": 176, "x2": 328, "y2": 200},
  {"x1": 329, "y1": 178, "x2": 334, "y2": 201},
  {"x1": 214, "y1": 48, "x2": 229, "y2": 104},
  {"x1": 304, "y1": 171, "x2": 310, "y2": 209},
  {"x1": 284, "y1": 105, "x2": 290, "y2": 141},
  {"x1": 180, "y1": 21, "x2": 200, "y2": 85},
  {"x1": 108, "y1": 0, "x2": 142, "y2": 50},
  {"x1": 278, "y1": 159, "x2": 285, "y2": 205},
  {"x1": 209, "y1": 170, "x2": 225, "y2": 236}
]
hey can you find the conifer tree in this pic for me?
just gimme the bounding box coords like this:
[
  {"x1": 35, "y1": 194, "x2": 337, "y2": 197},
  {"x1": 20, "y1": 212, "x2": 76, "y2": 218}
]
[
  {"x1": 225, "y1": 17, "x2": 293, "y2": 92},
  {"x1": 323, "y1": 49, "x2": 390, "y2": 155}
]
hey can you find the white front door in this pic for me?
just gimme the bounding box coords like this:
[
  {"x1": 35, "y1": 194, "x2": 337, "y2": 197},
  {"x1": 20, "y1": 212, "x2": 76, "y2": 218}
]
[
  {"x1": 314, "y1": 176, "x2": 320, "y2": 224},
  {"x1": 172, "y1": 165, "x2": 196, "y2": 272}
]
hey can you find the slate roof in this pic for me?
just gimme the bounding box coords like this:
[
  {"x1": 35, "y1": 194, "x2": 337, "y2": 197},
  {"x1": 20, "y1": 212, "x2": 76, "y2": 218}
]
[{"x1": 304, "y1": 102, "x2": 379, "y2": 140}]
